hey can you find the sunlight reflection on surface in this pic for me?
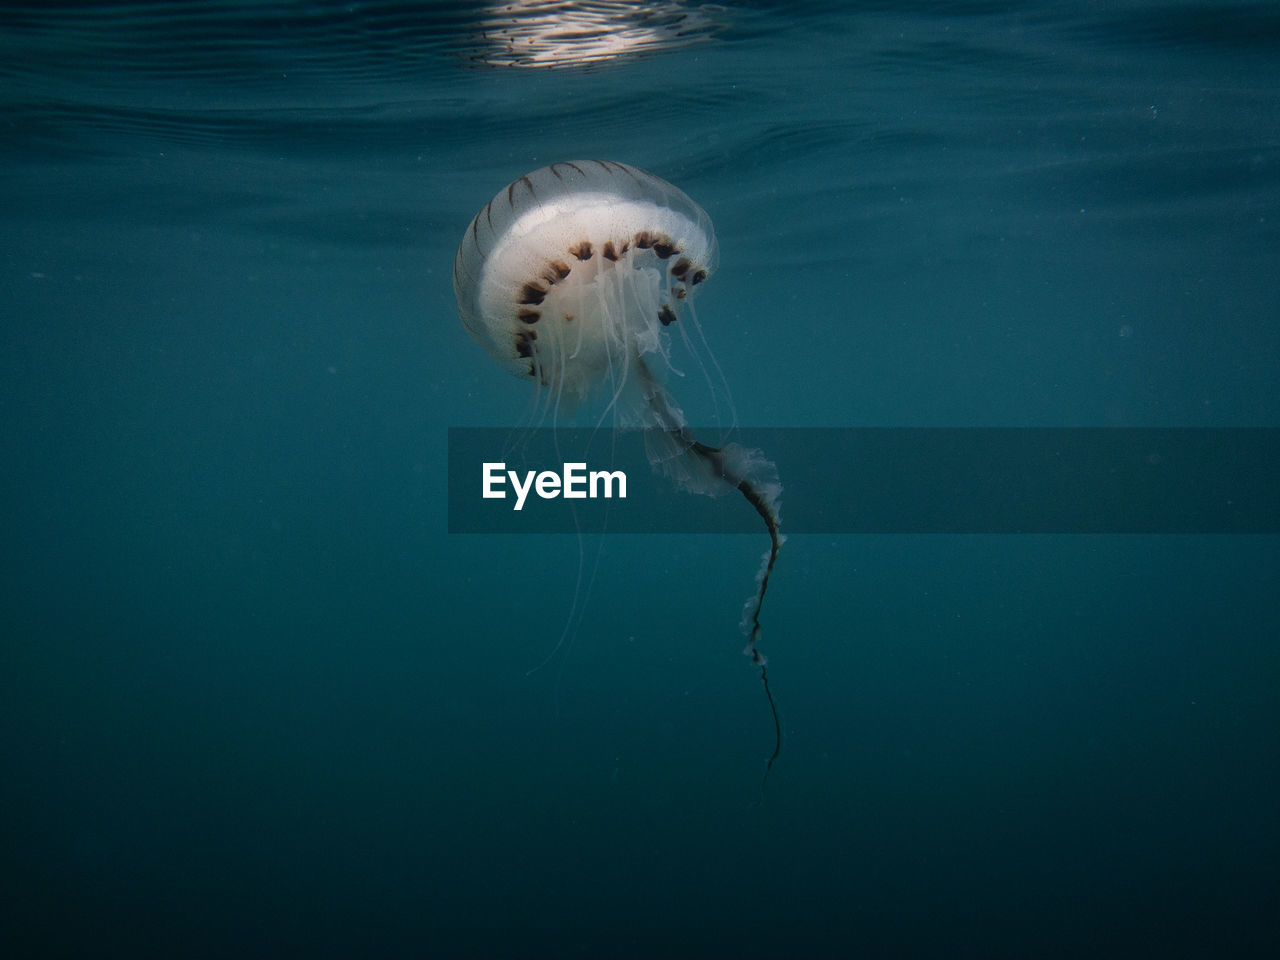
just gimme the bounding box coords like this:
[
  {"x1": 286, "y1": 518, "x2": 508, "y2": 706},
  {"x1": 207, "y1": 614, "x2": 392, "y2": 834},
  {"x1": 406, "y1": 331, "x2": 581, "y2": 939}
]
[{"x1": 468, "y1": 0, "x2": 726, "y2": 69}]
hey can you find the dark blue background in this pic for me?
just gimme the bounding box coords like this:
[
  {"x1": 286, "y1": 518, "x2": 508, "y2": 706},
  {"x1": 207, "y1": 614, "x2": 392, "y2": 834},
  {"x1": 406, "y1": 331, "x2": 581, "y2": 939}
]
[{"x1": 3, "y1": 2, "x2": 1278, "y2": 957}]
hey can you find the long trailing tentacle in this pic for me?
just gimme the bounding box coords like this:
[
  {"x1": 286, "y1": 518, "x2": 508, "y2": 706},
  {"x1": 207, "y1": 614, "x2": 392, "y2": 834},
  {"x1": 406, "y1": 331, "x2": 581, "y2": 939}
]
[{"x1": 636, "y1": 356, "x2": 784, "y2": 790}]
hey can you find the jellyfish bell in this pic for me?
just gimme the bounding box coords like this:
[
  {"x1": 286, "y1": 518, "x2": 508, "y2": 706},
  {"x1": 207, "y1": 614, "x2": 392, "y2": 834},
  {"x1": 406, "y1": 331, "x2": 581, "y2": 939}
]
[
  {"x1": 454, "y1": 160, "x2": 784, "y2": 783},
  {"x1": 453, "y1": 160, "x2": 719, "y2": 431}
]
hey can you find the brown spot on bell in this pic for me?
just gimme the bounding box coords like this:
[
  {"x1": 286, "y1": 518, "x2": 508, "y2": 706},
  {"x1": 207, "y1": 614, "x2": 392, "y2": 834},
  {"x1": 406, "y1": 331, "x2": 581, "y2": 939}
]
[
  {"x1": 514, "y1": 328, "x2": 537, "y2": 358},
  {"x1": 658, "y1": 304, "x2": 677, "y2": 326}
]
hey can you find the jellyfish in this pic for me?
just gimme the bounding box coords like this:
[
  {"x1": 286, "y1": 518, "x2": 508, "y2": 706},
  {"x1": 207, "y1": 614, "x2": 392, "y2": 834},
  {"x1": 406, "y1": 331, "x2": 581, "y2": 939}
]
[{"x1": 453, "y1": 160, "x2": 783, "y2": 778}]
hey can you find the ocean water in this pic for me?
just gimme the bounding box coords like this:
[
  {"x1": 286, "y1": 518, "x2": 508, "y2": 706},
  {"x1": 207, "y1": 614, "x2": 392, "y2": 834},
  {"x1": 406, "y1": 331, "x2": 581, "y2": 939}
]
[{"x1": 2, "y1": 1, "x2": 1278, "y2": 956}]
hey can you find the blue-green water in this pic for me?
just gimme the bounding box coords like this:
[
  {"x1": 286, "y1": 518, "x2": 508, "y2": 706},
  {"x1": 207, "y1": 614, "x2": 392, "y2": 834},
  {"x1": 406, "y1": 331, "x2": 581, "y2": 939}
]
[{"x1": 2, "y1": 2, "x2": 1278, "y2": 956}]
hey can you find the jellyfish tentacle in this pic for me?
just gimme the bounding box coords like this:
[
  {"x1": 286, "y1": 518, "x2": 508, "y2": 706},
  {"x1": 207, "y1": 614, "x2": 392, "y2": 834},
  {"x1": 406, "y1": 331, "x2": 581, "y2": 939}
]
[{"x1": 634, "y1": 356, "x2": 783, "y2": 781}]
